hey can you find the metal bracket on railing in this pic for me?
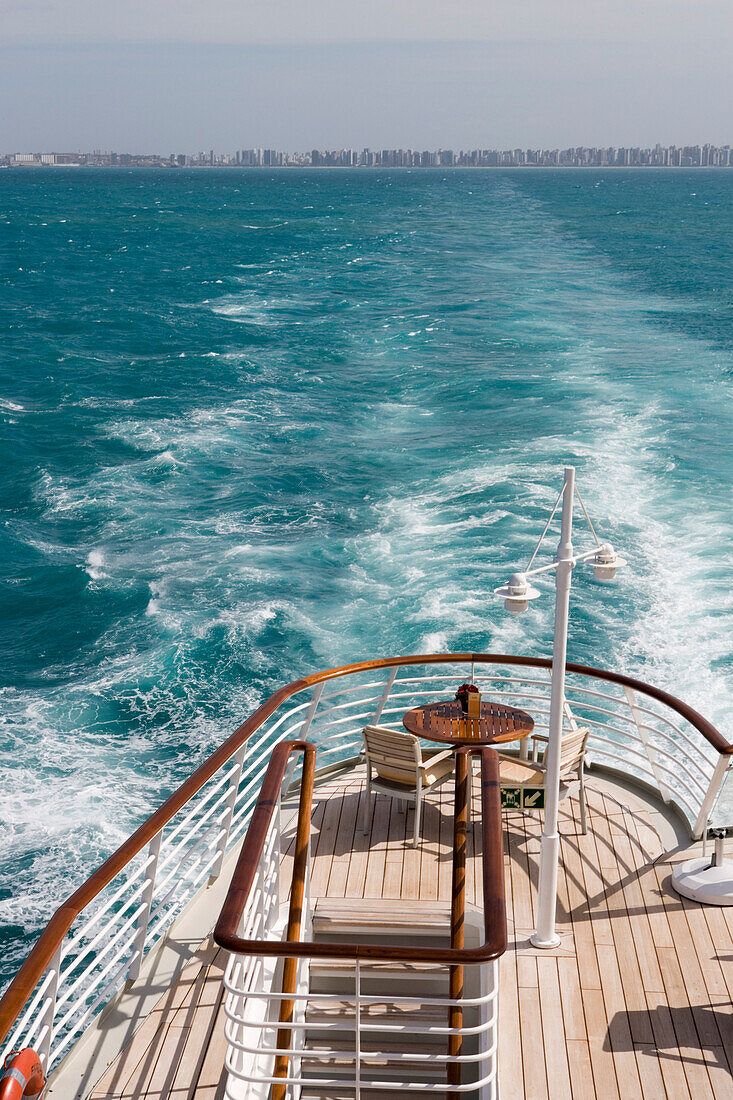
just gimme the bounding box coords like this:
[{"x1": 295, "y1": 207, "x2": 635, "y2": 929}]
[
  {"x1": 36, "y1": 944, "x2": 62, "y2": 1070},
  {"x1": 209, "y1": 743, "x2": 248, "y2": 885},
  {"x1": 623, "y1": 687, "x2": 671, "y2": 803},
  {"x1": 127, "y1": 831, "x2": 163, "y2": 984},
  {"x1": 692, "y1": 755, "x2": 731, "y2": 841}
]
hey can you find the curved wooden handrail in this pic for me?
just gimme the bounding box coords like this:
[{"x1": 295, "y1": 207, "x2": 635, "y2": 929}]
[
  {"x1": 214, "y1": 742, "x2": 507, "y2": 966},
  {"x1": 0, "y1": 652, "x2": 727, "y2": 1049}
]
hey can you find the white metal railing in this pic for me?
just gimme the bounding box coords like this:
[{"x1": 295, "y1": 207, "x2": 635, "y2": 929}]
[
  {"x1": 220, "y1": 773, "x2": 500, "y2": 1099},
  {"x1": 0, "y1": 654, "x2": 728, "y2": 1083},
  {"x1": 223, "y1": 957, "x2": 501, "y2": 1099}
]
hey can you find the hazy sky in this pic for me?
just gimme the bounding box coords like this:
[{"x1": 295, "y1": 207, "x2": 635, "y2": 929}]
[{"x1": 1, "y1": 0, "x2": 730, "y2": 151}]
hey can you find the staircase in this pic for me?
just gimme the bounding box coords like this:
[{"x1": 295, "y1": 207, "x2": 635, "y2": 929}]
[{"x1": 297, "y1": 900, "x2": 454, "y2": 1099}]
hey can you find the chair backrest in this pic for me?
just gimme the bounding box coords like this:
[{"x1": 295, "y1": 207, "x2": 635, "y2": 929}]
[
  {"x1": 559, "y1": 726, "x2": 590, "y2": 779},
  {"x1": 362, "y1": 725, "x2": 422, "y2": 785}
]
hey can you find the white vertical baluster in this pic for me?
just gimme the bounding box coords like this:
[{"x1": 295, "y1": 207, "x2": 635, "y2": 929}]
[
  {"x1": 623, "y1": 687, "x2": 671, "y2": 803},
  {"x1": 269, "y1": 792, "x2": 282, "y2": 931},
  {"x1": 36, "y1": 944, "x2": 62, "y2": 1071},
  {"x1": 209, "y1": 744, "x2": 248, "y2": 884},
  {"x1": 299, "y1": 683, "x2": 324, "y2": 740},
  {"x1": 257, "y1": 837, "x2": 267, "y2": 939},
  {"x1": 127, "y1": 830, "x2": 163, "y2": 983},
  {"x1": 693, "y1": 755, "x2": 731, "y2": 840},
  {"x1": 371, "y1": 668, "x2": 397, "y2": 726}
]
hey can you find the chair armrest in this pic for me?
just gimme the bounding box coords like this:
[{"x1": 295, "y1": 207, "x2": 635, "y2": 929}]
[
  {"x1": 420, "y1": 749, "x2": 455, "y2": 770},
  {"x1": 529, "y1": 733, "x2": 548, "y2": 762}
]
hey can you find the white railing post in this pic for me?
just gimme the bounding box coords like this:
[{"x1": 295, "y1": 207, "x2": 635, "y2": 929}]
[
  {"x1": 692, "y1": 755, "x2": 731, "y2": 840},
  {"x1": 256, "y1": 844, "x2": 267, "y2": 939},
  {"x1": 267, "y1": 810, "x2": 281, "y2": 934},
  {"x1": 623, "y1": 687, "x2": 671, "y2": 803},
  {"x1": 370, "y1": 668, "x2": 397, "y2": 726},
  {"x1": 209, "y1": 744, "x2": 248, "y2": 884},
  {"x1": 127, "y1": 830, "x2": 163, "y2": 983},
  {"x1": 36, "y1": 944, "x2": 62, "y2": 1071}
]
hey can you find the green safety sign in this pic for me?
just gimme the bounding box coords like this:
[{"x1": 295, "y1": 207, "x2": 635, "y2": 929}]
[
  {"x1": 501, "y1": 787, "x2": 545, "y2": 810},
  {"x1": 522, "y1": 788, "x2": 545, "y2": 810}
]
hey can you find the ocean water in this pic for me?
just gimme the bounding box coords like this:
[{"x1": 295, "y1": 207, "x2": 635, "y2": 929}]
[{"x1": 1, "y1": 167, "x2": 732, "y2": 983}]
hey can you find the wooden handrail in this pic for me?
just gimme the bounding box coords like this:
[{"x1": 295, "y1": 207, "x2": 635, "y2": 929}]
[
  {"x1": 0, "y1": 651, "x2": 726, "y2": 1050},
  {"x1": 214, "y1": 740, "x2": 314, "y2": 947},
  {"x1": 214, "y1": 744, "x2": 507, "y2": 967},
  {"x1": 216, "y1": 741, "x2": 503, "y2": 1094},
  {"x1": 217, "y1": 740, "x2": 503, "y2": 1094}
]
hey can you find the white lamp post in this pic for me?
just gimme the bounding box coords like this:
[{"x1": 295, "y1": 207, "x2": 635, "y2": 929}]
[{"x1": 494, "y1": 466, "x2": 625, "y2": 948}]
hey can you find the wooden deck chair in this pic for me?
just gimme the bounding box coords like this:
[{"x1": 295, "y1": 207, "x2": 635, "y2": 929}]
[
  {"x1": 497, "y1": 725, "x2": 590, "y2": 833},
  {"x1": 361, "y1": 725, "x2": 455, "y2": 847}
]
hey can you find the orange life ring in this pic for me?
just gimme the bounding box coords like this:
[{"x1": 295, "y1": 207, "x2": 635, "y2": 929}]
[{"x1": 0, "y1": 1049, "x2": 45, "y2": 1099}]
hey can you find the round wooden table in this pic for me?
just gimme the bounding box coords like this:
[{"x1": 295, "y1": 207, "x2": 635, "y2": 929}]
[{"x1": 403, "y1": 699, "x2": 534, "y2": 746}]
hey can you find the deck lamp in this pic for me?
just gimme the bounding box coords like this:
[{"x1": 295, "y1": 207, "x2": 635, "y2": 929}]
[
  {"x1": 494, "y1": 573, "x2": 541, "y2": 616},
  {"x1": 493, "y1": 466, "x2": 625, "y2": 949},
  {"x1": 593, "y1": 543, "x2": 626, "y2": 582}
]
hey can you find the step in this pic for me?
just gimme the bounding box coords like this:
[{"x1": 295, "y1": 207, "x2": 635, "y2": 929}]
[
  {"x1": 307, "y1": 958, "x2": 450, "y2": 997},
  {"x1": 312, "y1": 899, "x2": 452, "y2": 940},
  {"x1": 298, "y1": 1039, "x2": 447, "y2": 1084},
  {"x1": 306, "y1": 998, "x2": 447, "y2": 1027},
  {"x1": 301, "y1": 1088, "x2": 449, "y2": 1100},
  {"x1": 304, "y1": 998, "x2": 447, "y2": 1045}
]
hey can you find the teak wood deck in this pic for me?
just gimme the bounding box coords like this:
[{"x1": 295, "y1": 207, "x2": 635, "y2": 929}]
[{"x1": 87, "y1": 767, "x2": 733, "y2": 1100}]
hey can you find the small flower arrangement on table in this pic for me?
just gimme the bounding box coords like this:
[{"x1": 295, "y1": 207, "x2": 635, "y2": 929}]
[{"x1": 455, "y1": 682, "x2": 482, "y2": 717}]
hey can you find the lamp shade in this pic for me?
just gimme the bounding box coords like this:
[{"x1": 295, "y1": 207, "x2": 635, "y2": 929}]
[
  {"x1": 493, "y1": 572, "x2": 541, "y2": 616},
  {"x1": 593, "y1": 543, "x2": 627, "y2": 582}
]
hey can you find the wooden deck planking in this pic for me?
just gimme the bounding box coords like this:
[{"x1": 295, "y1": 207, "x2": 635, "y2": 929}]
[{"x1": 86, "y1": 769, "x2": 733, "y2": 1099}]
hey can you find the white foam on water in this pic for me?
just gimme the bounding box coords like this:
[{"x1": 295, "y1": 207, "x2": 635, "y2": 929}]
[
  {"x1": 418, "y1": 631, "x2": 449, "y2": 653},
  {"x1": 84, "y1": 549, "x2": 107, "y2": 580}
]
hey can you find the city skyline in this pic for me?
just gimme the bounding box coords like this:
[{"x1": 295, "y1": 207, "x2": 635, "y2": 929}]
[{"x1": 4, "y1": 143, "x2": 732, "y2": 170}]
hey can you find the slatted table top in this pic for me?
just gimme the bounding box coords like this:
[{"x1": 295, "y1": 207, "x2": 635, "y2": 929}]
[{"x1": 402, "y1": 699, "x2": 535, "y2": 745}]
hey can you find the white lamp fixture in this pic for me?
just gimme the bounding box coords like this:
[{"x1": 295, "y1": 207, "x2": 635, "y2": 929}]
[
  {"x1": 493, "y1": 466, "x2": 626, "y2": 948},
  {"x1": 493, "y1": 572, "x2": 541, "y2": 616},
  {"x1": 593, "y1": 543, "x2": 626, "y2": 582}
]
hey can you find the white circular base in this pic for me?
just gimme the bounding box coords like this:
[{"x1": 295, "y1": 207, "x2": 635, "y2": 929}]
[
  {"x1": 671, "y1": 858, "x2": 733, "y2": 906},
  {"x1": 529, "y1": 932, "x2": 562, "y2": 949}
]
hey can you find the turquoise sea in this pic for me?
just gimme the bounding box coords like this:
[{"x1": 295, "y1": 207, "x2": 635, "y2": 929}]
[{"x1": 1, "y1": 168, "x2": 732, "y2": 982}]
